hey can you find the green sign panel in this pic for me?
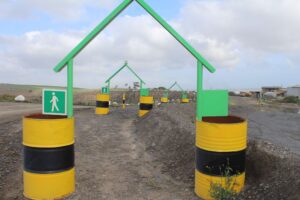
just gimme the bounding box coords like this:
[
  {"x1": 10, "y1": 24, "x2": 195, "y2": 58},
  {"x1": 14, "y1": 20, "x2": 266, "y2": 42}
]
[
  {"x1": 102, "y1": 87, "x2": 109, "y2": 94},
  {"x1": 140, "y1": 88, "x2": 150, "y2": 96},
  {"x1": 43, "y1": 89, "x2": 67, "y2": 115},
  {"x1": 200, "y1": 90, "x2": 228, "y2": 117}
]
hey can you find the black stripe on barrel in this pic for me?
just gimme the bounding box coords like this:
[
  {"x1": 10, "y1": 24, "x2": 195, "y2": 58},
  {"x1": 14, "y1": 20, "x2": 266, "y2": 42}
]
[
  {"x1": 24, "y1": 144, "x2": 74, "y2": 174},
  {"x1": 96, "y1": 101, "x2": 109, "y2": 108},
  {"x1": 122, "y1": 100, "x2": 125, "y2": 104},
  {"x1": 140, "y1": 103, "x2": 153, "y2": 110},
  {"x1": 195, "y1": 147, "x2": 245, "y2": 176}
]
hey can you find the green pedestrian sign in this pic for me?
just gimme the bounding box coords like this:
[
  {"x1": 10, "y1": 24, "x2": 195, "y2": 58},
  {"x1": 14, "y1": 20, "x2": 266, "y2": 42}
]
[{"x1": 43, "y1": 89, "x2": 67, "y2": 115}]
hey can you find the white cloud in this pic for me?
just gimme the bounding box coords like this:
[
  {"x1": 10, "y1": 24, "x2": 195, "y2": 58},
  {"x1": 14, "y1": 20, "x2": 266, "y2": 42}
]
[
  {"x1": 180, "y1": 0, "x2": 300, "y2": 53},
  {"x1": 0, "y1": 0, "x2": 119, "y2": 20},
  {"x1": 1, "y1": 0, "x2": 300, "y2": 89},
  {"x1": 0, "y1": 14, "x2": 196, "y2": 88}
]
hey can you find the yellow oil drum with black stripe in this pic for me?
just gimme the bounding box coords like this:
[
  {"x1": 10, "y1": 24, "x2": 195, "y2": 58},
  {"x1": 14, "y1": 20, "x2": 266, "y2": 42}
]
[
  {"x1": 23, "y1": 114, "x2": 75, "y2": 200},
  {"x1": 195, "y1": 116, "x2": 247, "y2": 200},
  {"x1": 122, "y1": 93, "x2": 126, "y2": 109},
  {"x1": 160, "y1": 97, "x2": 169, "y2": 103},
  {"x1": 139, "y1": 96, "x2": 154, "y2": 117},
  {"x1": 181, "y1": 98, "x2": 189, "y2": 103},
  {"x1": 96, "y1": 93, "x2": 110, "y2": 115}
]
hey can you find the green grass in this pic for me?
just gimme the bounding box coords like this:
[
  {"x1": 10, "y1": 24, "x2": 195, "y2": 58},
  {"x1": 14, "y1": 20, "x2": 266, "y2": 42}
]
[
  {"x1": 209, "y1": 165, "x2": 240, "y2": 200},
  {"x1": 0, "y1": 94, "x2": 15, "y2": 102},
  {"x1": 280, "y1": 96, "x2": 299, "y2": 104}
]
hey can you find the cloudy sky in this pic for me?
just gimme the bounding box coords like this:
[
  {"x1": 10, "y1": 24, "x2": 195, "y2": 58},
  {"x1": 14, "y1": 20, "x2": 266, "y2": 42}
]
[{"x1": 0, "y1": 0, "x2": 300, "y2": 90}]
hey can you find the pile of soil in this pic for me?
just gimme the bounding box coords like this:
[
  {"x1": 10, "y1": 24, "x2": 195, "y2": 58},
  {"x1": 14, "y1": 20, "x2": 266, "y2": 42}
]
[
  {"x1": 135, "y1": 103, "x2": 195, "y2": 184},
  {"x1": 135, "y1": 103, "x2": 300, "y2": 199}
]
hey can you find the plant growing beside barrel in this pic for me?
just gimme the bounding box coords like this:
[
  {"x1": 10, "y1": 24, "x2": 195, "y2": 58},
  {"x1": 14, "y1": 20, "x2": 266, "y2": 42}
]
[{"x1": 208, "y1": 160, "x2": 241, "y2": 200}]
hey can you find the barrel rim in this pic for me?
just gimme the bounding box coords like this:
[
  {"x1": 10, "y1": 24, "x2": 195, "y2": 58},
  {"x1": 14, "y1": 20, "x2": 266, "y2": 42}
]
[
  {"x1": 24, "y1": 113, "x2": 70, "y2": 120},
  {"x1": 202, "y1": 115, "x2": 246, "y2": 124}
]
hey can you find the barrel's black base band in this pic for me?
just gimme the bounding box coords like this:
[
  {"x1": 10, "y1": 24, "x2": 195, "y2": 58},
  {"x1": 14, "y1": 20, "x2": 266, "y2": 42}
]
[
  {"x1": 96, "y1": 101, "x2": 109, "y2": 108},
  {"x1": 140, "y1": 103, "x2": 153, "y2": 110},
  {"x1": 196, "y1": 147, "x2": 245, "y2": 176},
  {"x1": 24, "y1": 144, "x2": 74, "y2": 174}
]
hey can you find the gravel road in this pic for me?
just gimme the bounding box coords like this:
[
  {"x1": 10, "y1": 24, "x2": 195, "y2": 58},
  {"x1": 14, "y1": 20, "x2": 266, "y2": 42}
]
[
  {"x1": 0, "y1": 106, "x2": 195, "y2": 200},
  {"x1": 0, "y1": 98, "x2": 299, "y2": 200}
]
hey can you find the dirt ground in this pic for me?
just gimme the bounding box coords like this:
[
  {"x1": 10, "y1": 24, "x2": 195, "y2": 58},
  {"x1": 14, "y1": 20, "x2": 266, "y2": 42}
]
[
  {"x1": 0, "y1": 97, "x2": 300, "y2": 199},
  {"x1": 0, "y1": 105, "x2": 195, "y2": 200},
  {"x1": 136, "y1": 99, "x2": 300, "y2": 199}
]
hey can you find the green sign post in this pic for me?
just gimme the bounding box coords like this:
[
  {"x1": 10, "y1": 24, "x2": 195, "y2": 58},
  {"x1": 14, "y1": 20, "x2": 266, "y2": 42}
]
[{"x1": 43, "y1": 89, "x2": 67, "y2": 115}]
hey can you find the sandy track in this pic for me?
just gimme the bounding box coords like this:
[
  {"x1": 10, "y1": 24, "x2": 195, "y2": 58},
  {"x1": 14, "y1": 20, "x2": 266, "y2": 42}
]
[
  {"x1": 0, "y1": 107, "x2": 195, "y2": 200},
  {"x1": 0, "y1": 102, "x2": 41, "y2": 123},
  {"x1": 68, "y1": 108, "x2": 193, "y2": 200}
]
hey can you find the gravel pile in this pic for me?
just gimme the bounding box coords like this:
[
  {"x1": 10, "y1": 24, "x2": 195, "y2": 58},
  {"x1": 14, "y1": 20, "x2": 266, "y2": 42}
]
[{"x1": 135, "y1": 103, "x2": 300, "y2": 199}]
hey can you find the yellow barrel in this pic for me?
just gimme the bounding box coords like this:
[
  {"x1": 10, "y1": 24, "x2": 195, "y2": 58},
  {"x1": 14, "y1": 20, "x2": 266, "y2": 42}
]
[
  {"x1": 96, "y1": 93, "x2": 110, "y2": 115},
  {"x1": 181, "y1": 98, "x2": 189, "y2": 103},
  {"x1": 139, "y1": 96, "x2": 154, "y2": 117},
  {"x1": 122, "y1": 93, "x2": 126, "y2": 109},
  {"x1": 195, "y1": 116, "x2": 247, "y2": 200},
  {"x1": 23, "y1": 114, "x2": 75, "y2": 200},
  {"x1": 160, "y1": 97, "x2": 169, "y2": 103}
]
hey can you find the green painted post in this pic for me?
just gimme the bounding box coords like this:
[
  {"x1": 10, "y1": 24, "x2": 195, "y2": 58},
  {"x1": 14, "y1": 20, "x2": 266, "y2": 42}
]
[
  {"x1": 140, "y1": 81, "x2": 143, "y2": 95},
  {"x1": 108, "y1": 81, "x2": 111, "y2": 94},
  {"x1": 67, "y1": 59, "x2": 73, "y2": 118},
  {"x1": 196, "y1": 60, "x2": 203, "y2": 121}
]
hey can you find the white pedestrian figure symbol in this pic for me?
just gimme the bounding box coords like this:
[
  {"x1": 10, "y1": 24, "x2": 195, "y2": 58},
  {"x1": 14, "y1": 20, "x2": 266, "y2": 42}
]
[{"x1": 50, "y1": 92, "x2": 59, "y2": 112}]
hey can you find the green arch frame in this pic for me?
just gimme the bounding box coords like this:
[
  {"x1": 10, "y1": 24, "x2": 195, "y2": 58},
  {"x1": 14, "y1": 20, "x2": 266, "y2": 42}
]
[{"x1": 52, "y1": 0, "x2": 216, "y2": 119}]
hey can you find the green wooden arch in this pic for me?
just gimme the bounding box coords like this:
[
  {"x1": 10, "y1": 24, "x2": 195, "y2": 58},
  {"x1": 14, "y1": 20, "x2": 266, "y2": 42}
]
[
  {"x1": 164, "y1": 81, "x2": 186, "y2": 98},
  {"x1": 53, "y1": 0, "x2": 216, "y2": 119},
  {"x1": 104, "y1": 61, "x2": 146, "y2": 94}
]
